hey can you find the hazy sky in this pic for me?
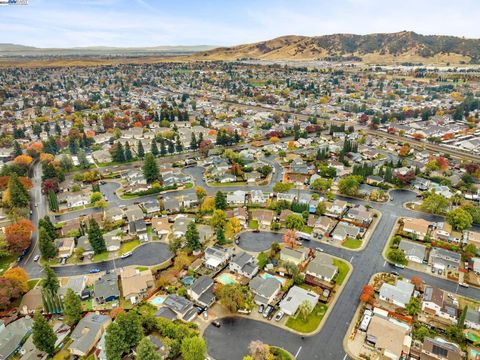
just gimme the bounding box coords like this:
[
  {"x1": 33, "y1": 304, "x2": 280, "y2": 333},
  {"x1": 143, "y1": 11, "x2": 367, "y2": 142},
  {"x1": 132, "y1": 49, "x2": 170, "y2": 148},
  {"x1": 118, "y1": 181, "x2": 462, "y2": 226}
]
[{"x1": 1, "y1": 0, "x2": 479, "y2": 47}]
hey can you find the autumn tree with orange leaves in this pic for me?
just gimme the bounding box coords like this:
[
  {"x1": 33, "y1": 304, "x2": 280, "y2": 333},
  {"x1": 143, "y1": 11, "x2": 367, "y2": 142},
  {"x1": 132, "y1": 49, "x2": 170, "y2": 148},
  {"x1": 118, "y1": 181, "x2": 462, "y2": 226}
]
[
  {"x1": 398, "y1": 144, "x2": 410, "y2": 157},
  {"x1": 282, "y1": 229, "x2": 298, "y2": 248},
  {"x1": 360, "y1": 284, "x2": 375, "y2": 304},
  {"x1": 3, "y1": 267, "x2": 29, "y2": 293},
  {"x1": 5, "y1": 219, "x2": 34, "y2": 253}
]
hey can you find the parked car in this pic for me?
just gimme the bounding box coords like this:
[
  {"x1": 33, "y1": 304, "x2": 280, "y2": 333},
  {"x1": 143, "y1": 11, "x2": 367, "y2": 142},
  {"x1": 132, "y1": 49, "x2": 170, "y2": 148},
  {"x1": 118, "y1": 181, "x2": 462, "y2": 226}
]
[
  {"x1": 120, "y1": 251, "x2": 133, "y2": 259},
  {"x1": 33, "y1": 255, "x2": 40, "y2": 262},
  {"x1": 274, "y1": 311, "x2": 284, "y2": 322},
  {"x1": 212, "y1": 320, "x2": 221, "y2": 328},
  {"x1": 394, "y1": 263, "x2": 405, "y2": 269},
  {"x1": 258, "y1": 304, "x2": 265, "y2": 314},
  {"x1": 61, "y1": 257, "x2": 67, "y2": 265},
  {"x1": 203, "y1": 311, "x2": 208, "y2": 320},
  {"x1": 315, "y1": 247, "x2": 324, "y2": 252},
  {"x1": 263, "y1": 305, "x2": 274, "y2": 319},
  {"x1": 89, "y1": 268, "x2": 100, "y2": 273},
  {"x1": 459, "y1": 282, "x2": 470, "y2": 288}
]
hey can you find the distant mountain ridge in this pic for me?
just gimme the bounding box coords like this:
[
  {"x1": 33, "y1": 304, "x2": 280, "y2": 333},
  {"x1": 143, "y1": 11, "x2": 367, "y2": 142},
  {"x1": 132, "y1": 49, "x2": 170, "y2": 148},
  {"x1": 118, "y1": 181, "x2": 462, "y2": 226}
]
[
  {"x1": 0, "y1": 44, "x2": 217, "y2": 57},
  {"x1": 195, "y1": 31, "x2": 480, "y2": 64}
]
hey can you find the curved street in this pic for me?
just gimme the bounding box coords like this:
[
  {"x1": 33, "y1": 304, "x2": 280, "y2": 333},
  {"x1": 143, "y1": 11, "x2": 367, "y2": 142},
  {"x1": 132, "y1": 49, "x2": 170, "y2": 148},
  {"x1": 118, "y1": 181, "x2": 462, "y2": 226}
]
[{"x1": 20, "y1": 160, "x2": 480, "y2": 360}]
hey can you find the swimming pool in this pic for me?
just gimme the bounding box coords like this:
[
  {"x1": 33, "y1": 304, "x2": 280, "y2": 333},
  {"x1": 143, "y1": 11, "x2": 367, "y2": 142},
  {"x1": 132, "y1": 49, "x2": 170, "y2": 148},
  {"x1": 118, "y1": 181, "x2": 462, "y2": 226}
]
[
  {"x1": 182, "y1": 276, "x2": 195, "y2": 286},
  {"x1": 217, "y1": 273, "x2": 237, "y2": 285},
  {"x1": 260, "y1": 272, "x2": 287, "y2": 286},
  {"x1": 149, "y1": 295, "x2": 166, "y2": 306}
]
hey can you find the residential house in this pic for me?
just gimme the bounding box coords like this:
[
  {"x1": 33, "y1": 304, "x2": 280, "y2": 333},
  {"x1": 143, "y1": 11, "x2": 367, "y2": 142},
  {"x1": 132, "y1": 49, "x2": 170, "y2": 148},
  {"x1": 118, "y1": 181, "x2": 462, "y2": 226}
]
[
  {"x1": 343, "y1": 206, "x2": 373, "y2": 227},
  {"x1": 276, "y1": 192, "x2": 296, "y2": 203},
  {"x1": 143, "y1": 201, "x2": 161, "y2": 214},
  {"x1": 225, "y1": 207, "x2": 248, "y2": 226},
  {"x1": 94, "y1": 272, "x2": 120, "y2": 304},
  {"x1": 76, "y1": 235, "x2": 94, "y2": 257},
  {"x1": 161, "y1": 294, "x2": 198, "y2": 322},
  {"x1": 120, "y1": 268, "x2": 154, "y2": 304},
  {"x1": 331, "y1": 222, "x2": 361, "y2": 242},
  {"x1": 429, "y1": 248, "x2": 461, "y2": 271},
  {"x1": 19, "y1": 287, "x2": 43, "y2": 315},
  {"x1": 379, "y1": 279, "x2": 414, "y2": 308},
  {"x1": 464, "y1": 230, "x2": 480, "y2": 250},
  {"x1": 422, "y1": 286, "x2": 458, "y2": 324},
  {"x1": 249, "y1": 276, "x2": 281, "y2": 306},
  {"x1": 204, "y1": 246, "x2": 231, "y2": 270},
  {"x1": 402, "y1": 218, "x2": 431, "y2": 240},
  {"x1": 151, "y1": 217, "x2": 171, "y2": 238},
  {"x1": 399, "y1": 240, "x2": 427, "y2": 264},
  {"x1": 229, "y1": 251, "x2": 259, "y2": 279},
  {"x1": 60, "y1": 276, "x2": 86, "y2": 297},
  {"x1": 55, "y1": 237, "x2": 75, "y2": 259},
  {"x1": 172, "y1": 216, "x2": 194, "y2": 238},
  {"x1": 129, "y1": 219, "x2": 148, "y2": 241},
  {"x1": 314, "y1": 216, "x2": 337, "y2": 236},
  {"x1": 227, "y1": 190, "x2": 247, "y2": 205},
  {"x1": 197, "y1": 224, "x2": 214, "y2": 243},
  {"x1": 250, "y1": 190, "x2": 268, "y2": 204},
  {"x1": 365, "y1": 316, "x2": 411, "y2": 360},
  {"x1": 69, "y1": 314, "x2": 111, "y2": 357},
  {"x1": 280, "y1": 247, "x2": 309, "y2": 266},
  {"x1": 92, "y1": 150, "x2": 112, "y2": 164},
  {"x1": 465, "y1": 307, "x2": 480, "y2": 330},
  {"x1": 104, "y1": 208, "x2": 124, "y2": 222},
  {"x1": 326, "y1": 199, "x2": 348, "y2": 218},
  {"x1": 217, "y1": 173, "x2": 237, "y2": 183},
  {"x1": 65, "y1": 193, "x2": 89, "y2": 208},
  {"x1": 279, "y1": 285, "x2": 319, "y2": 316},
  {"x1": 103, "y1": 230, "x2": 122, "y2": 252},
  {"x1": 60, "y1": 218, "x2": 81, "y2": 237},
  {"x1": 0, "y1": 317, "x2": 33, "y2": 360},
  {"x1": 163, "y1": 197, "x2": 180, "y2": 213},
  {"x1": 187, "y1": 275, "x2": 216, "y2": 308},
  {"x1": 250, "y1": 209, "x2": 275, "y2": 228},
  {"x1": 124, "y1": 205, "x2": 144, "y2": 223},
  {"x1": 305, "y1": 253, "x2": 338, "y2": 283},
  {"x1": 178, "y1": 193, "x2": 198, "y2": 209},
  {"x1": 416, "y1": 337, "x2": 464, "y2": 360}
]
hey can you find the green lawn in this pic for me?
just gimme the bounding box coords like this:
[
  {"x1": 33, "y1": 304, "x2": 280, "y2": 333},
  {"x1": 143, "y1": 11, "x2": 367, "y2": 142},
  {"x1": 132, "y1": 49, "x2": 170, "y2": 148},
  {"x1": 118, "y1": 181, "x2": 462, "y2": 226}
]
[
  {"x1": 28, "y1": 279, "x2": 41, "y2": 290},
  {"x1": 333, "y1": 259, "x2": 350, "y2": 286},
  {"x1": 341, "y1": 238, "x2": 362, "y2": 249},
  {"x1": 135, "y1": 266, "x2": 149, "y2": 271},
  {"x1": 92, "y1": 252, "x2": 109, "y2": 262},
  {"x1": 249, "y1": 220, "x2": 259, "y2": 229},
  {"x1": 119, "y1": 239, "x2": 141, "y2": 255},
  {"x1": 301, "y1": 226, "x2": 313, "y2": 234},
  {"x1": 0, "y1": 254, "x2": 16, "y2": 275},
  {"x1": 208, "y1": 181, "x2": 247, "y2": 187},
  {"x1": 82, "y1": 298, "x2": 93, "y2": 311},
  {"x1": 285, "y1": 303, "x2": 328, "y2": 333},
  {"x1": 270, "y1": 347, "x2": 294, "y2": 360}
]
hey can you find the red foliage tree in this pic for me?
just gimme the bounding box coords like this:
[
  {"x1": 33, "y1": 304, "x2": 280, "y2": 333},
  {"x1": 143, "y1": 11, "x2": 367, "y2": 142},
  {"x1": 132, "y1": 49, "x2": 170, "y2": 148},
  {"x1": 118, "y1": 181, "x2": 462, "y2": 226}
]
[
  {"x1": 198, "y1": 139, "x2": 213, "y2": 157},
  {"x1": 5, "y1": 219, "x2": 34, "y2": 253},
  {"x1": 411, "y1": 276, "x2": 423, "y2": 290},
  {"x1": 282, "y1": 229, "x2": 298, "y2": 249},
  {"x1": 42, "y1": 178, "x2": 59, "y2": 194},
  {"x1": 437, "y1": 156, "x2": 449, "y2": 171},
  {"x1": 359, "y1": 114, "x2": 369, "y2": 125},
  {"x1": 0, "y1": 277, "x2": 22, "y2": 310},
  {"x1": 360, "y1": 284, "x2": 375, "y2": 304}
]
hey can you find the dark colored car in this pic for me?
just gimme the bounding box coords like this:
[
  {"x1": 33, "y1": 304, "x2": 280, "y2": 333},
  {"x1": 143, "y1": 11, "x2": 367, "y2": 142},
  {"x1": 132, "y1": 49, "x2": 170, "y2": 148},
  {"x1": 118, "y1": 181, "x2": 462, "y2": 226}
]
[{"x1": 212, "y1": 320, "x2": 221, "y2": 328}]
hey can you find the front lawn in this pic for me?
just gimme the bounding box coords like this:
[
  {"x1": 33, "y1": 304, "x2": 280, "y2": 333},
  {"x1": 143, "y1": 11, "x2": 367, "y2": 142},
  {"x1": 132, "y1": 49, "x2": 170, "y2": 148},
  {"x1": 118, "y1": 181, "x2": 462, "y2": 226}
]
[
  {"x1": 28, "y1": 279, "x2": 41, "y2": 290},
  {"x1": 119, "y1": 239, "x2": 141, "y2": 255},
  {"x1": 301, "y1": 226, "x2": 313, "y2": 234},
  {"x1": 82, "y1": 298, "x2": 93, "y2": 311},
  {"x1": 341, "y1": 238, "x2": 362, "y2": 249},
  {"x1": 285, "y1": 303, "x2": 328, "y2": 333},
  {"x1": 92, "y1": 252, "x2": 109, "y2": 262},
  {"x1": 333, "y1": 259, "x2": 350, "y2": 286},
  {"x1": 249, "y1": 220, "x2": 259, "y2": 230},
  {"x1": 0, "y1": 254, "x2": 16, "y2": 274},
  {"x1": 270, "y1": 347, "x2": 294, "y2": 360}
]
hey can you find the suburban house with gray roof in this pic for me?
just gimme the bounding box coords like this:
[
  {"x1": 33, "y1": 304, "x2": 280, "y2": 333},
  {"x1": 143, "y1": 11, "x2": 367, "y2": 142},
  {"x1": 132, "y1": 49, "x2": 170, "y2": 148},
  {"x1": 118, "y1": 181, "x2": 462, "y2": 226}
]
[
  {"x1": 162, "y1": 294, "x2": 197, "y2": 322},
  {"x1": 229, "y1": 251, "x2": 259, "y2": 279},
  {"x1": 279, "y1": 285, "x2": 319, "y2": 316},
  {"x1": 379, "y1": 279, "x2": 414, "y2": 309},
  {"x1": 305, "y1": 254, "x2": 338, "y2": 282},
  {"x1": 429, "y1": 248, "x2": 461, "y2": 271},
  {"x1": 94, "y1": 272, "x2": 120, "y2": 304},
  {"x1": 69, "y1": 314, "x2": 111, "y2": 357},
  {"x1": 399, "y1": 240, "x2": 427, "y2": 264},
  {"x1": 0, "y1": 317, "x2": 33, "y2": 360},
  {"x1": 249, "y1": 276, "x2": 281, "y2": 306},
  {"x1": 187, "y1": 275, "x2": 216, "y2": 308}
]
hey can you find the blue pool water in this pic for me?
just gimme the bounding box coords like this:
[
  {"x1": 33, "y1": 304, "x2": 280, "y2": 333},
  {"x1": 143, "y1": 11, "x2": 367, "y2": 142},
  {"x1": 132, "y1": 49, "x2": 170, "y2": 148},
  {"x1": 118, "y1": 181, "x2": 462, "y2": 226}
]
[
  {"x1": 217, "y1": 273, "x2": 236, "y2": 285},
  {"x1": 149, "y1": 295, "x2": 166, "y2": 306}
]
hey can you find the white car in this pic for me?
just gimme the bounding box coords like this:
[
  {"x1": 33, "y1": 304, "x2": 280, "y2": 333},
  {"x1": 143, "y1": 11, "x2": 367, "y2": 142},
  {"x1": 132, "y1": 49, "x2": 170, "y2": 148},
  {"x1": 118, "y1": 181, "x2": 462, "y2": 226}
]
[
  {"x1": 274, "y1": 311, "x2": 284, "y2": 321},
  {"x1": 33, "y1": 255, "x2": 40, "y2": 262},
  {"x1": 120, "y1": 251, "x2": 133, "y2": 259},
  {"x1": 315, "y1": 247, "x2": 324, "y2": 252}
]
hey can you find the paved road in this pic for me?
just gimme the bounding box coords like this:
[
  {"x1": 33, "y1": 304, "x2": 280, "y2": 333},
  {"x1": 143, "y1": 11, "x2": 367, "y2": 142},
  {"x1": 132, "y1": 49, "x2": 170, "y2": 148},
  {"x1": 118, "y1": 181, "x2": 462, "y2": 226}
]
[{"x1": 203, "y1": 189, "x2": 480, "y2": 360}]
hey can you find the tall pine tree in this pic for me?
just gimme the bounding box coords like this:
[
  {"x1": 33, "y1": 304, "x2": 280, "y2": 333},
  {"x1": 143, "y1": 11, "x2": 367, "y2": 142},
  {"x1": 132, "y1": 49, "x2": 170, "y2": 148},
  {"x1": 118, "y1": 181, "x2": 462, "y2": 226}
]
[
  {"x1": 137, "y1": 140, "x2": 145, "y2": 159},
  {"x1": 88, "y1": 217, "x2": 106, "y2": 254},
  {"x1": 32, "y1": 312, "x2": 57, "y2": 356},
  {"x1": 143, "y1": 153, "x2": 159, "y2": 183},
  {"x1": 8, "y1": 173, "x2": 30, "y2": 208},
  {"x1": 39, "y1": 227, "x2": 56, "y2": 259},
  {"x1": 124, "y1": 142, "x2": 133, "y2": 161}
]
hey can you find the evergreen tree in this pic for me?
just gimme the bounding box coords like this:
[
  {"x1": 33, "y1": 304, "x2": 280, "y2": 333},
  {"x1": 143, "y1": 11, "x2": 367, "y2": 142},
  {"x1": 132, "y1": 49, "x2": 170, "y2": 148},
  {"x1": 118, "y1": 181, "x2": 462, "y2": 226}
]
[
  {"x1": 88, "y1": 217, "x2": 106, "y2": 254},
  {"x1": 190, "y1": 132, "x2": 198, "y2": 150},
  {"x1": 106, "y1": 322, "x2": 125, "y2": 360},
  {"x1": 215, "y1": 191, "x2": 227, "y2": 210},
  {"x1": 167, "y1": 140, "x2": 175, "y2": 154},
  {"x1": 78, "y1": 149, "x2": 89, "y2": 169},
  {"x1": 105, "y1": 311, "x2": 144, "y2": 360},
  {"x1": 69, "y1": 137, "x2": 78, "y2": 155},
  {"x1": 216, "y1": 226, "x2": 226, "y2": 245},
  {"x1": 55, "y1": 123, "x2": 61, "y2": 136},
  {"x1": 42, "y1": 161, "x2": 58, "y2": 180},
  {"x1": 39, "y1": 227, "x2": 56, "y2": 259},
  {"x1": 63, "y1": 288, "x2": 82, "y2": 325},
  {"x1": 39, "y1": 216, "x2": 56, "y2": 239},
  {"x1": 8, "y1": 173, "x2": 30, "y2": 208},
  {"x1": 124, "y1": 142, "x2": 133, "y2": 161},
  {"x1": 175, "y1": 137, "x2": 183, "y2": 152},
  {"x1": 136, "y1": 337, "x2": 162, "y2": 360},
  {"x1": 43, "y1": 265, "x2": 59, "y2": 294},
  {"x1": 143, "y1": 153, "x2": 159, "y2": 183},
  {"x1": 113, "y1": 142, "x2": 125, "y2": 163},
  {"x1": 137, "y1": 141, "x2": 145, "y2": 159},
  {"x1": 47, "y1": 190, "x2": 59, "y2": 211},
  {"x1": 159, "y1": 138, "x2": 166, "y2": 156},
  {"x1": 185, "y1": 222, "x2": 201, "y2": 251},
  {"x1": 151, "y1": 140, "x2": 159, "y2": 157},
  {"x1": 32, "y1": 312, "x2": 57, "y2": 356},
  {"x1": 13, "y1": 141, "x2": 22, "y2": 157}
]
